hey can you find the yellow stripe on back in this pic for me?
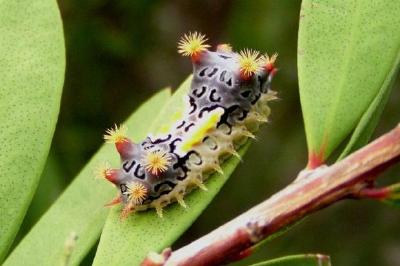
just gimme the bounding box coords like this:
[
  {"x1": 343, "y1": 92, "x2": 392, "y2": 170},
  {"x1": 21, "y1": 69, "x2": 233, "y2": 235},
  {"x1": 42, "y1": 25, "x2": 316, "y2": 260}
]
[{"x1": 180, "y1": 108, "x2": 224, "y2": 153}]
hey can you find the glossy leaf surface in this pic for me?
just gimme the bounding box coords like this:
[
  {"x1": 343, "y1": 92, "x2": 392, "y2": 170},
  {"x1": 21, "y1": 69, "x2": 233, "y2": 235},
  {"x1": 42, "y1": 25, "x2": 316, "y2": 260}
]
[
  {"x1": 0, "y1": 0, "x2": 65, "y2": 260},
  {"x1": 298, "y1": 0, "x2": 400, "y2": 167}
]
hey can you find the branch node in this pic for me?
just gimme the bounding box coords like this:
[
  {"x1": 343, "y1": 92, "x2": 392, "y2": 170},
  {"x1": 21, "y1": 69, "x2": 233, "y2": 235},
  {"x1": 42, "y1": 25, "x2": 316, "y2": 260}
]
[
  {"x1": 245, "y1": 221, "x2": 263, "y2": 243},
  {"x1": 294, "y1": 164, "x2": 329, "y2": 182},
  {"x1": 141, "y1": 248, "x2": 171, "y2": 266}
]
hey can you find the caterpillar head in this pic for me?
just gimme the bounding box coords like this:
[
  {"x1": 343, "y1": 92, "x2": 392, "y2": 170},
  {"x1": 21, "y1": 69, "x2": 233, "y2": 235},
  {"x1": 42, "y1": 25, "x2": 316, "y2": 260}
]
[{"x1": 101, "y1": 126, "x2": 177, "y2": 212}]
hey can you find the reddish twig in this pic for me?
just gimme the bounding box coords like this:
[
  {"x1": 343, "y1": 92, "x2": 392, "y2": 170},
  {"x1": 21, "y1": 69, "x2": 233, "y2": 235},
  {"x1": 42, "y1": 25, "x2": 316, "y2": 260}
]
[
  {"x1": 141, "y1": 124, "x2": 400, "y2": 266},
  {"x1": 355, "y1": 187, "x2": 391, "y2": 200}
]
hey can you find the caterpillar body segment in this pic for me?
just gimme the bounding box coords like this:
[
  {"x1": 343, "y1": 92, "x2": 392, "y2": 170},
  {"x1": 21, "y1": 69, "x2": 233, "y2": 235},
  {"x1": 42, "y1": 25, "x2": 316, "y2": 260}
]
[{"x1": 101, "y1": 32, "x2": 278, "y2": 218}]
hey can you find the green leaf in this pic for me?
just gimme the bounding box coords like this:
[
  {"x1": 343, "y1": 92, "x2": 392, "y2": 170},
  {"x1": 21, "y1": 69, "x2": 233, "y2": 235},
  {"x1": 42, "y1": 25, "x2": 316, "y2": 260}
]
[
  {"x1": 384, "y1": 183, "x2": 400, "y2": 207},
  {"x1": 0, "y1": 0, "x2": 65, "y2": 260},
  {"x1": 338, "y1": 51, "x2": 400, "y2": 159},
  {"x1": 11, "y1": 154, "x2": 65, "y2": 250},
  {"x1": 4, "y1": 89, "x2": 172, "y2": 266},
  {"x1": 298, "y1": 0, "x2": 400, "y2": 167},
  {"x1": 92, "y1": 79, "x2": 251, "y2": 265},
  {"x1": 250, "y1": 254, "x2": 331, "y2": 266}
]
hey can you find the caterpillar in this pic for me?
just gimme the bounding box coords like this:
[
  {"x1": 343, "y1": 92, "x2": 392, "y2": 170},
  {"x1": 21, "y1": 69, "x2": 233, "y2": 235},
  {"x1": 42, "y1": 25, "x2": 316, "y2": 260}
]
[{"x1": 98, "y1": 32, "x2": 278, "y2": 218}]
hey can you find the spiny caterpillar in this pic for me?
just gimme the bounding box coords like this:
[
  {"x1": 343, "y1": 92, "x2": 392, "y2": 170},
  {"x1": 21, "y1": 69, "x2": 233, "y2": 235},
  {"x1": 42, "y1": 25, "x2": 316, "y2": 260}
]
[{"x1": 98, "y1": 32, "x2": 278, "y2": 218}]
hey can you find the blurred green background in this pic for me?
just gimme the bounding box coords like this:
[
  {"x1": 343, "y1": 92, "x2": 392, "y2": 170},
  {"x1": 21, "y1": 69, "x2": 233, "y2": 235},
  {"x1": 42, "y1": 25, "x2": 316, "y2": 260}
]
[{"x1": 14, "y1": 1, "x2": 400, "y2": 265}]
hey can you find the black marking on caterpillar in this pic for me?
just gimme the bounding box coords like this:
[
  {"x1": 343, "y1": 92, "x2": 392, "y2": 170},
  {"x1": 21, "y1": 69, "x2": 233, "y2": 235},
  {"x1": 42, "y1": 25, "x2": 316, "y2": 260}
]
[
  {"x1": 154, "y1": 180, "x2": 177, "y2": 193},
  {"x1": 188, "y1": 96, "x2": 197, "y2": 114},
  {"x1": 134, "y1": 164, "x2": 146, "y2": 179},
  {"x1": 122, "y1": 160, "x2": 135, "y2": 173},
  {"x1": 198, "y1": 104, "x2": 224, "y2": 118},
  {"x1": 150, "y1": 134, "x2": 172, "y2": 144},
  {"x1": 120, "y1": 184, "x2": 128, "y2": 193},
  {"x1": 169, "y1": 138, "x2": 182, "y2": 153},
  {"x1": 193, "y1": 86, "x2": 207, "y2": 97},
  {"x1": 184, "y1": 123, "x2": 195, "y2": 132},
  {"x1": 209, "y1": 89, "x2": 222, "y2": 102},
  {"x1": 207, "y1": 67, "x2": 219, "y2": 77},
  {"x1": 101, "y1": 32, "x2": 278, "y2": 218}
]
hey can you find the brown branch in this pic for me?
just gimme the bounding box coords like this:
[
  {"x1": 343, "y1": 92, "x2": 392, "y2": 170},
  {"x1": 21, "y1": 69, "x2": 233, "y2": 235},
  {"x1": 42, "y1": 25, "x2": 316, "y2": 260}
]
[{"x1": 141, "y1": 124, "x2": 400, "y2": 266}]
